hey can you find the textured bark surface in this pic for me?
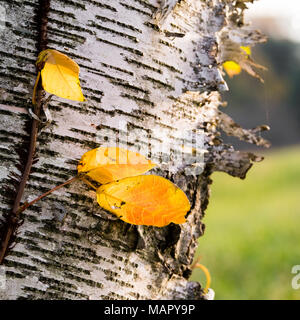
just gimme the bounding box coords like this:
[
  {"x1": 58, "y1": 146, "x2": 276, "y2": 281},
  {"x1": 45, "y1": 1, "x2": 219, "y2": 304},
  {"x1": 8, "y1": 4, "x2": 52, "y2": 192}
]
[{"x1": 0, "y1": 0, "x2": 268, "y2": 299}]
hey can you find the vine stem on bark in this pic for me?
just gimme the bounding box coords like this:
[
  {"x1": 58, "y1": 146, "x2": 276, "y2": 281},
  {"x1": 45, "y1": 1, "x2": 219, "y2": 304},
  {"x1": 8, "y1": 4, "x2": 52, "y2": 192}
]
[{"x1": 0, "y1": 0, "x2": 51, "y2": 264}]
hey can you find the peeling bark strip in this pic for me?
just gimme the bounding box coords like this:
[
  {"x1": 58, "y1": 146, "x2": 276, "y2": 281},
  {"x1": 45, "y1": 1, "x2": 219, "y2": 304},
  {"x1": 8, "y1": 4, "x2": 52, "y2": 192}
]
[
  {"x1": 0, "y1": 0, "x2": 268, "y2": 300},
  {"x1": 0, "y1": 0, "x2": 50, "y2": 263}
]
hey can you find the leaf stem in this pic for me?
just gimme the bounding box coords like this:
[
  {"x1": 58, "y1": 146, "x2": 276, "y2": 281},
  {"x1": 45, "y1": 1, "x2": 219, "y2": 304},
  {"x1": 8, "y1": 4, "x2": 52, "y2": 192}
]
[{"x1": 80, "y1": 177, "x2": 97, "y2": 190}]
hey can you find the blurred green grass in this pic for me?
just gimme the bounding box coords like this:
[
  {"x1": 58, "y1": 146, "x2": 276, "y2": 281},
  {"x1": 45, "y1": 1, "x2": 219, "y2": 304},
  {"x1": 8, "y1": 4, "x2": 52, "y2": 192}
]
[{"x1": 190, "y1": 146, "x2": 300, "y2": 300}]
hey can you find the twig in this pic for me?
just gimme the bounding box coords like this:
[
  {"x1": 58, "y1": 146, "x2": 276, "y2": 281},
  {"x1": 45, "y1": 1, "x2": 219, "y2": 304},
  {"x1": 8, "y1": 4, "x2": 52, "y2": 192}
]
[
  {"x1": 0, "y1": 0, "x2": 51, "y2": 264},
  {"x1": 18, "y1": 176, "x2": 78, "y2": 214}
]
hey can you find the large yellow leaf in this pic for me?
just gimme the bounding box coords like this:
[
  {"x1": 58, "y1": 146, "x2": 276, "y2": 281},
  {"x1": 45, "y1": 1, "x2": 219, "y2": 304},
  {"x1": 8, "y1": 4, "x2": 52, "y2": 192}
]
[
  {"x1": 78, "y1": 147, "x2": 157, "y2": 184},
  {"x1": 96, "y1": 175, "x2": 190, "y2": 227},
  {"x1": 36, "y1": 49, "x2": 85, "y2": 101}
]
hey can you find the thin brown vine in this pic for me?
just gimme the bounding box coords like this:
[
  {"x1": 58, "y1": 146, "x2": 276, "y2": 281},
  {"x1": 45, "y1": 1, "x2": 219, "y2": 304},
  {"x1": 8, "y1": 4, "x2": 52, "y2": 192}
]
[{"x1": 0, "y1": 0, "x2": 51, "y2": 264}]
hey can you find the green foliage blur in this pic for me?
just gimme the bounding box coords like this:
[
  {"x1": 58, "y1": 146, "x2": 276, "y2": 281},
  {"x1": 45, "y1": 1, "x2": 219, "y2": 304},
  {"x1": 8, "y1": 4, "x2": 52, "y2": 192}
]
[{"x1": 191, "y1": 147, "x2": 300, "y2": 300}]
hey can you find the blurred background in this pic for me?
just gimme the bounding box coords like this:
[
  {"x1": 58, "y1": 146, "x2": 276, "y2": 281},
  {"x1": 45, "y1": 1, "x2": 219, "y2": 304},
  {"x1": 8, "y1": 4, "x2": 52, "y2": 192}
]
[{"x1": 191, "y1": 0, "x2": 300, "y2": 299}]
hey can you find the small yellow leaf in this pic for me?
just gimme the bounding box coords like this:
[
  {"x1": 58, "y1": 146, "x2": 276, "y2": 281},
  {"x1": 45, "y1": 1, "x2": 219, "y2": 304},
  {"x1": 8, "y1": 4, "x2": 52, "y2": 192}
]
[
  {"x1": 36, "y1": 49, "x2": 85, "y2": 101},
  {"x1": 240, "y1": 46, "x2": 251, "y2": 55},
  {"x1": 223, "y1": 46, "x2": 251, "y2": 78},
  {"x1": 96, "y1": 175, "x2": 190, "y2": 227},
  {"x1": 223, "y1": 61, "x2": 242, "y2": 77},
  {"x1": 78, "y1": 147, "x2": 157, "y2": 184}
]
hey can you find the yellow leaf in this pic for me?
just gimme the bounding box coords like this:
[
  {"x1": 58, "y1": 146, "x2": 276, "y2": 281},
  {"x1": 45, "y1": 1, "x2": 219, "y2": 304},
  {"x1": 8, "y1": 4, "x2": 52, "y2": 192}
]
[
  {"x1": 223, "y1": 46, "x2": 251, "y2": 78},
  {"x1": 78, "y1": 147, "x2": 157, "y2": 184},
  {"x1": 36, "y1": 49, "x2": 85, "y2": 101},
  {"x1": 96, "y1": 175, "x2": 190, "y2": 227},
  {"x1": 240, "y1": 46, "x2": 251, "y2": 55},
  {"x1": 223, "y1": 61, "x2": 241, "y2": 77}
]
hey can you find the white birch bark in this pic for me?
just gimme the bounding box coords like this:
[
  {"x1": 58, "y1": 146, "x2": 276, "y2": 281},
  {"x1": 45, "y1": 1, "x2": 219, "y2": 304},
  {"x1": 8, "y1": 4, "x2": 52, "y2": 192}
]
[{"x1": 0, "y1": 0, "x2": 268, "y2": 299}]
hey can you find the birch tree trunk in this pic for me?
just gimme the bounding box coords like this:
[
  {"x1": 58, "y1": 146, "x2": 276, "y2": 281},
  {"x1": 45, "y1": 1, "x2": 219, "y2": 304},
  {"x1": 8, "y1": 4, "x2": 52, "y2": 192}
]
[{"x1": 0, "y1": 0, "x2": 268, "y2": 299}]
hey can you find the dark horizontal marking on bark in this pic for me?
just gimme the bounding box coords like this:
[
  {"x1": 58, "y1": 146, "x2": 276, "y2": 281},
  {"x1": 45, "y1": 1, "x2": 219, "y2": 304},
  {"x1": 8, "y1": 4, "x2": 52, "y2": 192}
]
[
  {"x1": 0, "y1": 109, "x2": 14, "y2": 117},
  {"x1": 0, "y1": 129, "x2": 29, "y2": 140},
  {"x1": 81, "y1": 63, "x2": 135, "y2": 91},
  {"x1": 50, "y1": 7, "x2": 76, "y2": 19},
  {"x1": 41, "y1": 163, "x2": 77, "y2": 175},
  {"x1": 48, "y1": 26, "x2": 86, "y2": 43},
  {"x1": 89, "y1": 0, "x2": 117, "y2": 12},
  {"x1": 0, "y1": 194, "x2": 13, "y2": 206},
  {"x1": 47, "y1": 285, "x2": 89, "y2": 299},
  {"x1": 175, "y1": 75, "x2": 186, "y2": 83},
  {"x1": 164, "y1": 31, "x2": 185, "y2": 38},
  {"x1": 66, "y1": 192, "x2": 95, "y2": 205},
  {"x1": 85, "y1": 94, "x2": 103, "y2": 104},
  {"x1": 119, "y1": 2, "x2": 152, "y2": 17},
  {"x1": 170, "y1": 23, "x2": 186, "y2": 33},
  {"x1": 96, "y1": 37, "x2": 143, "y2": 56},
  {"x1": 47, "y1": 38, "x2": 77, "y2": 50},
  {"x1": 102, "y1": 268, "x2": 120, "y2": 279},
  {"x1": 129, "y1": 109, "x2": 159, "y2": 120},
  {"x1": 142, "y1": 75, "x2": 175, "y2": 91},
  {"x1": 69, "y1": 127, "x2": 97, "y2": 138},
  {"x1": 0, "y1": 50, "x2": 35, "y2": 64},
  {"x1": 26, "y1": 182, "x2": 58, "y2": 194},
  {"x1": 81, "y1": 86, "x2": 104, "y2": 96},
  {"x1": 0, "y1": 72, "x2": 32, "y2": 85},
  {"x1": 128, "y1": 291, "x2": 147, "y2": 299},
  {"x1": 24, "y1": 214, "x2": 39, "y2": 223},
  {"x1": 105, "y1": 275, "x2": 134, "y2": 289},
  {"x1": 6, "y1": 271, "x2": 26, "y2": 279},
  {"x1": 28, "y1": 174, "x2": 66, "y2": 187},
  {"x1": 4, "y1": 259, "x2": 39, "y2": 271},
  {"x1": 0, "y1": 98, "x2": 29, "y2": 111},
  {"x1": 9, "y1": 0, "x2": 36, "y2": 9},
  {"x1": 52, "y1": 102, "x2": 88, "y2": 115},
  {"x1": 111, "y1": 80, "x2": 149, "y2": 94},
  {"x1": 152, "y1": 58, "x2": 182, "y2": 74},
  {"x1": 36, "y1": 261, "x2": 90, "y2": 279},
  {"x1": 102, "y1": 293, "x2": 129, "y2": 300},
  {"x1": 61, "y1": 240, "x2": 99, "y2": 258},
  {"x1": 89, "y1": 21, "x2": 139, "y2": 43},
  {"x1": 6, "y1": 250, "x2": 30, "y2": 259},
  {"x1": 14, "y1": 45, "x2": 36, "y2": 56},
  {"x1": 40, "y1": 222, "x2": 82, "y2": 240},
  {"x1": 89, "y1": 105, "x2": 143, "y2": 121},
  {"x1": 48, "y1": 17, "x2": 94, "y2": 35},
  {"x1": 132, "y1": 0, "x2": 157, "y2": 11},
  {"x1": 19, "y1": 244, "x2": 97, "y2": 268},
  {"x1": 38, "y1": 148, "x2": 60, "y2": 157},
  {"x1": 0, "y1": 136, "x2": 15, "y2": 144},
  {"x1": 57, "y1": 51, "x2": 92, "y2": 63},
  {"x1": 159, "y1": 39, "x2": 183, "y2": 53},
  {"x1": 120, "y1": 93, "x2": 154, "y2": 107},
  {"x1": 64, "y1": 271, "x2": 104, "y2": 289},
  {"x1": 127, "y1": 122, "x2": 150, "y2": 133},
  {"x1": 39, "y1": 132, "x2": 98, "y2": 149},
  {"x1": 22, "y1": 286, "x2": 72, "y2": 300},
  {"x1": 6, "y1": 66, "x2": 35, "y2": 77},
  {"x1": 154, "y1": 121, "x2": 175, "y2": 130},
  {"x1": 101, "y1": 62, "x2": 134, "y2": 76},
  {"x1": 124, "y1": 57, "x2": 162, "y2": 74},
  {"x1": 111, "y1": 254, "x2": 138, "y2": 268},
  {"x1": 65, "y1": 159, "x2": 79, "y2": 166},
  {"x1": 54, "y1": 0, "x2": 86, "y2": 10},
  {"x1": 6, "y1": 22, "x2": 38, "y2": 41},
  {"x1": 167, "y1": 95, "x2": 189, "y2": 106},
  {"x1": 95, "y1": 15, "x2": 142, "y2": 34},
  {"x1": 144, "y1": 21, "x2": 161, "y2": 32}
]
